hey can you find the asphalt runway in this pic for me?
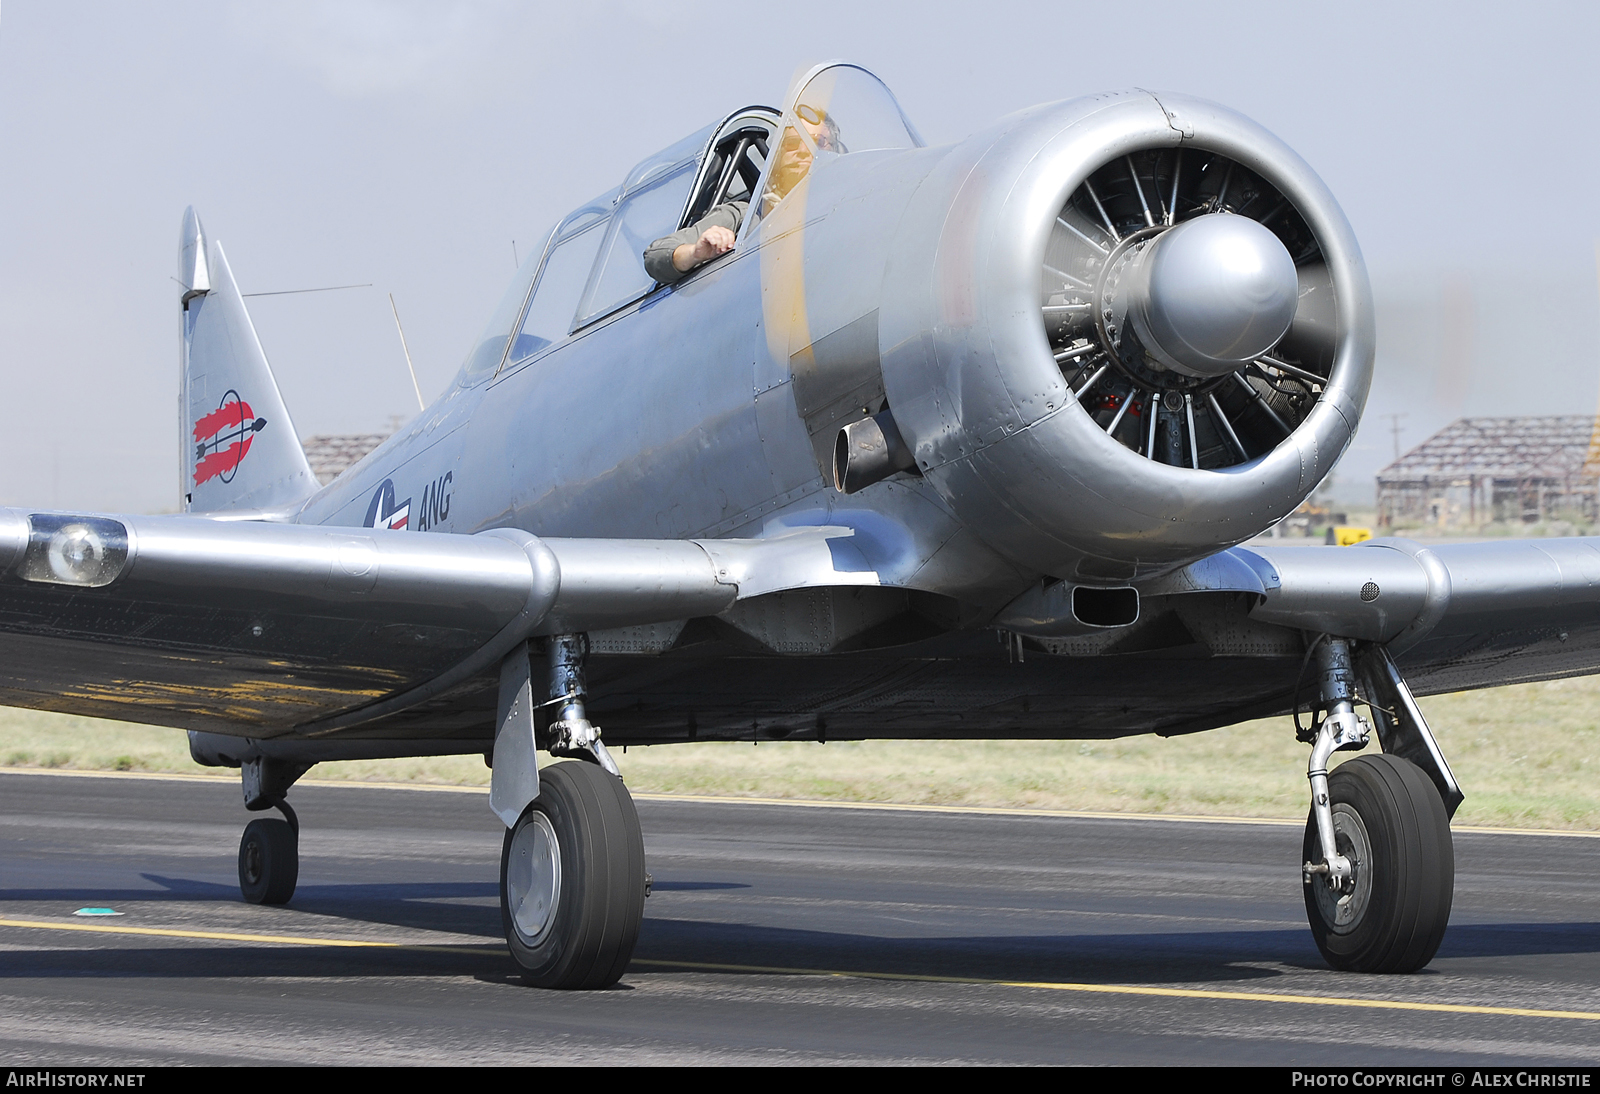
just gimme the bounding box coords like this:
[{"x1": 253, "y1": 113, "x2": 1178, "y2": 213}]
[{"x1": 1, "y1": 768, "x2": 1598, "y2": 1065}]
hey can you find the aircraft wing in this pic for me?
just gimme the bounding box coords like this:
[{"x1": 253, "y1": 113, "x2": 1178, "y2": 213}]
[
  {"x1": 5, "y1": 501, "x2": 1598, "y2": 748},
  {"x1": 1196, "y1": 536, "x2": 1600, "y2": 697},
  {"x1": 0, "y1": 507, "x2": 877, "y2": 740}
]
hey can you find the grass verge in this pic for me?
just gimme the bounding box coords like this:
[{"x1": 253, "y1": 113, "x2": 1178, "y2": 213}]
[{"x1": 3, "y1": 676, "x2": 1598, "y2": 829}]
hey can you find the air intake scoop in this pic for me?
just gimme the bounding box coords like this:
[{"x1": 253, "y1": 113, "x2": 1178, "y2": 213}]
[{"x1": 1130, "y1": 213, "x2": 1298, "y2": 379}]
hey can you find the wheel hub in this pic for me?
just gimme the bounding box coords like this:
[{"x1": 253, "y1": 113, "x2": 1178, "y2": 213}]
[
  {"x1": 1312, "y1": 803, "x2": 1372, "y2": 934},
  {"x1": 506, "y1": 811, "x2": 562, "y2": 947}
]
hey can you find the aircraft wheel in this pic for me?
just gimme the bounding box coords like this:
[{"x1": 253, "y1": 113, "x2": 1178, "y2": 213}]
[
  {"x1": 238, "y1": 817, "x2": 298, "y2": 905},
  {"x1": 501, "y1": 760, "x2": 646, "y2": 989},
  {"x1": 1302, "y1": 753, "x2": 1453, "y2": 973}
]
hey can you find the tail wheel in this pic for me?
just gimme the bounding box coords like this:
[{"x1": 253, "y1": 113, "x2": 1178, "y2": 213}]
[
  {"x1": 501, "y1": 760, "x2": 646, "y2": 989},
  {"x1": 1303, "y1": 754, "x2": 1454, "y2": 973},
  {"x1": 238, "y1": 817, "x2": 298, "y2": 905}
]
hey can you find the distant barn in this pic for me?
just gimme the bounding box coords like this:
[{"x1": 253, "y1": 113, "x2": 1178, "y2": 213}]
[
  {"x1": 1376, "y1": 416, "x2": 1600, "y2": 527},
  {"x1": 300, "y1": 432, "x2": 392, "y2": 486}
]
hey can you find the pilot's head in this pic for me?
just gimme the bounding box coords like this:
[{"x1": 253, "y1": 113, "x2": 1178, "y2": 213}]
[
  {"x1": 764, "y1": 104, "x2": 843, "y2": 212},
  {"x1": 796, "y1": 103, "x2": 842, "y2": 152}
]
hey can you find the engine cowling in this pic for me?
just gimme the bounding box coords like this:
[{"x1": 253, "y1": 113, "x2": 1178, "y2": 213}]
[{"x1": 876, "y1": 90, "x2": 1372, "y2": 582}]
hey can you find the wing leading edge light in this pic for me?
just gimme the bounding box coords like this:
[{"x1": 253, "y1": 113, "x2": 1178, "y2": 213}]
[{"x1": 4, "y1": 63, "x2": 1590, "y2": 986}]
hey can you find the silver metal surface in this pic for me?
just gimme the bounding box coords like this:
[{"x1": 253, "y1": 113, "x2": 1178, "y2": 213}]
[
  {"x1": 1207, "y1": 390, "x2": 1247, "y2": 459},
  {"x1": 490, "y1": 643, "x2": 540, "y2": 828},
  {"x1": 993, "y1": 580, "x2": 1139, "y2": 636},
  {"x1": 1183, "y1": 393, "x2": 1198, "y2": 468},
  {"x1": 834, "y1": 411, "x2": 916, "y2": 494},
  {"x1": 1305, "y1": 638, "x2": 1369, "y2": 889},
  {"x1": 506, "y1": 809, "x2": 562, "y2": 947},
  {"x1": 1308, "y1": 803, "x2": 1373, "y2": 932},
  {"x1": 183, "y1": 239, "x2": 317, "y2": 514},
  {"x1": 1247, "y1": 541, "x2": 1432, "y2": 641},
  {"x1": 877, "y1": 89, "x2": 1373, "y2": 579},
  {"x1": 1359, "y1": 646, "x2": 1464, "y2": 817},
  {"x1": 39, "y1": 65, "x2": 1600, "y2": 986},
  {"x1": 1126, "y1": 213, "x2": 1299, "y2": 378},
  {"x1": 544, "y1": 634, "x2": 619, "y2": 777},
  {"x1": 1074, "y1": 363, "x2": 1110, "y2": 400},
  {"x1": 1082, "y1": 178, "x2": 1119, "y2": 241},
  {"x1": 177, "y1": 205, "x2": 208, "y2": 300},
  {"x1": 535, "y1": 539, "x2": 732, "y2": 635}
]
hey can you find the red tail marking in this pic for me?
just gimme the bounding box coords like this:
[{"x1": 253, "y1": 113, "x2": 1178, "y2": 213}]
[
  {"x1": 193, "y1": 438, "x2": 254, "y2": 486},
  {"x1": 193, "y1": 399, "x2": 255, "y2": 442}
]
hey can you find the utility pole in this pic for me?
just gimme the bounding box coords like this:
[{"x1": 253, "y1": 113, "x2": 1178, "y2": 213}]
[
  {"x1": 1381, "y1": 412, "x2": 1407, "y2": 463},
  {"x1": 1587, "y1": 241, "x2": 1600, "y2": 476}
]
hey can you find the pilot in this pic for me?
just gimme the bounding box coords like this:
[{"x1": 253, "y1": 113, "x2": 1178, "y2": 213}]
[
  {"x1": 763, "y1": 104, "x2": 841, "y2": 214},
  {"x1": 643, "y1": 199, "x2": 746, "y2": 285},
  {"x1": 644, "y1": 106, "x2": 841, "y2": 285}
]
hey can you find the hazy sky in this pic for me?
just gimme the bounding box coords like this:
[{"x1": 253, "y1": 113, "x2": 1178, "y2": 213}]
[{"x1": 2, "y1": 1, "x2": 1597, "y2": 512}]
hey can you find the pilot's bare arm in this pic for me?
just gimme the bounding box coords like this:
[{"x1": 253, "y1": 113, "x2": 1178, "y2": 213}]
[{"x1": 673, "y1": 225, "x2": 736, "y2": 272}]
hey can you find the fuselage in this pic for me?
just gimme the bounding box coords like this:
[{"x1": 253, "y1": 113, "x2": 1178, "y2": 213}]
[
  {"x1": 294, "y1": 78, "x2": 1372, "y2": 655},
  {"x1": 297, "y1": 142, "x2": 1032, "y2": 621}
]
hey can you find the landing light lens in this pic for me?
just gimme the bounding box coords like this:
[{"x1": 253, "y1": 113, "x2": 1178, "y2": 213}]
[{"x1": 21, "y1": 515, "x2": 129, "y2": 587}]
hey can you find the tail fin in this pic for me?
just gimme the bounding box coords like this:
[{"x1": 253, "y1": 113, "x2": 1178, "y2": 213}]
[{"x1": 178, "y1": 207, "x2": 317, "y2": 514}]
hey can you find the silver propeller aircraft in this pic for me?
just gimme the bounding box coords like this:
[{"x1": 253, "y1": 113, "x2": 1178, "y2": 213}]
[{"x1": 0, "y1": 63, "x2": 1586, "y2": 988}]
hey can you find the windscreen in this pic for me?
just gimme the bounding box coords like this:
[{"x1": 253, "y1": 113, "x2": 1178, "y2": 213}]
[
  {"x1": 761, "y1": 64, "x2": 921, "y2": 215},
  {"x1": 461, "y1": 250, "x2": 544, "y2": 378},
  {"x1": 512, "y1": 220, "x2": 608, "y2": 361}
]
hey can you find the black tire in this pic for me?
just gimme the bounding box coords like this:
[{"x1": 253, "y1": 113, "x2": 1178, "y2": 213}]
[
  {"x1": 500, "y1": 761, "x2": 646, "y2": 989},
  {"x1": 239, "y1": 817, "x2": 298, "y2": 905},
  {"x1": 1302, "y1": 753, "x2": 1453, "y2": 973}
]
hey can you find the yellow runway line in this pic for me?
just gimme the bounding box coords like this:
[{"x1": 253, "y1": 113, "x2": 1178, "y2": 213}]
[
  {"x1": 3, "y1": 921, "x2": 1600, "y2": 1023},
  {"x1": 633, "y1": 791, "x2": 1306, "y2": 827},
  {"x1": 2, "y1": 916, "x2": 1596, "y2": 1022},
  {"x1": 2, "y1": 766, "x2": 1596, "y2": 837},
  {"x1": 0, "y1": 766, "x2": 483, "y2": 795},
  {"x1": 630, "y1": 958, "x2": 1600, "y2": 1022},
  {"x1": 0, "y1": 917, "x2": 502, "y2": 956}
]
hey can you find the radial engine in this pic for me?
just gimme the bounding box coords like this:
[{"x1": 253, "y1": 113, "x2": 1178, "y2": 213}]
[{"x1": 859, "y1": 91, "x2": 1371, "y2": 583}]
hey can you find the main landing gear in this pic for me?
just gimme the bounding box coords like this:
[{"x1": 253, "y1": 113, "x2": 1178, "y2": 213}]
[
  {"x1": 493, "y1": 634, "x2": 646, "y2": 989},
  {"x1": 235, "y1": 756, "x2": 309, "y2": 906},
  {"x1": 1298, "y1": 638, "x2": 1460, "y2": 973}
]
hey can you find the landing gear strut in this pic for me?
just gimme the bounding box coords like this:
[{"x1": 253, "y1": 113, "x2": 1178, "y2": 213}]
[
  {"x1": 1299, "y1": 637, "x2": 1455, "y2": 973},
  {"x1": 545, "y1": 634, "x2": 621, "y2": 775}
]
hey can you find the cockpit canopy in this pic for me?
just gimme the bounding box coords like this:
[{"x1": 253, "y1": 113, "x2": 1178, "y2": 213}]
[
  {"x1": 460, "y1": 63, "x2": 920, "y2": 384},
  {"x1": 761, "y1": 63, "x2": 922, "y2": 216}
]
